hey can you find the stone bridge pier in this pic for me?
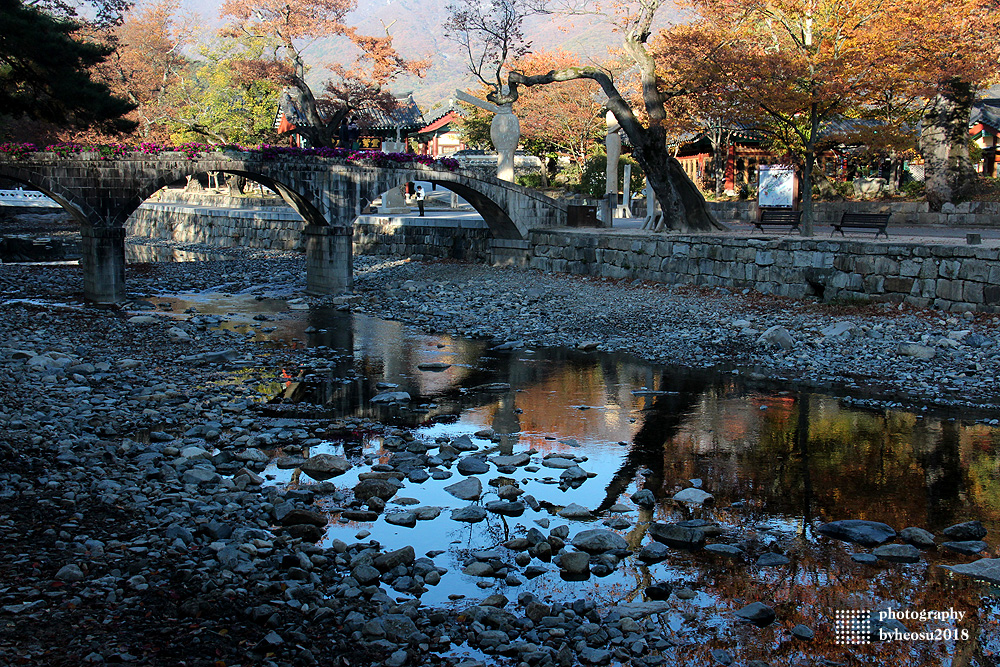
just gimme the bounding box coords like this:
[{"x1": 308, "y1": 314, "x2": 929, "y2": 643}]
[
  {"x1": 81, "y1": 227, "x2": 127, "y2": 303},
  {"x1": 304, "y1": 225, "x2": 353, "y2": 295},
  {"x1": 0, "y1": 151, "x2": 568, "y2": 303}
]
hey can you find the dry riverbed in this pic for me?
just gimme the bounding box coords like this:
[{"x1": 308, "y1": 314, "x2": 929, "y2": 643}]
[{"x1": 1, "y1": 251, "x2": 999, "y2": 667}]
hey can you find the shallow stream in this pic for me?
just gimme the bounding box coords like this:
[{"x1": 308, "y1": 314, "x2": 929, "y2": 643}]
[{"x1": 148, "y1": 289, "x2": 1000, "y2": 662}]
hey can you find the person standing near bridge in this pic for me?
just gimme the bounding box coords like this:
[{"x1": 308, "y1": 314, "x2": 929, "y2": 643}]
[{"x1": 415, "y1": 186, "x2": 426, "y2": 216}]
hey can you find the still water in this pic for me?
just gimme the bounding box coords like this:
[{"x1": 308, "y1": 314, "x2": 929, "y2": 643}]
[{"x1": 160, "y1": 292, "x2": 1000, "y2": 664}]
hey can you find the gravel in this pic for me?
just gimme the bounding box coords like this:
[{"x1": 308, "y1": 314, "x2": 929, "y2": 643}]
[
  {"x1": 1, "y1": 244, "x2": 998, "y2": 665},
  {"x1": 351, "y1": 257, "x2": 1000, "y2": 415}
]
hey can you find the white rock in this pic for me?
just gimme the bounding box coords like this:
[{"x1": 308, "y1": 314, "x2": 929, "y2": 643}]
[
  {"x1": 673, "y1": 488, "x2": 714, "y2": 505},
  {"x1": 757, "y1": 326, "x2": 795, "y2": 350},
  {"x1": 167, "y1": 327, "x2": 191, "y2": 343},
  {"x1": 820, "y1": 321, "x2": 860, "y2": 340}
]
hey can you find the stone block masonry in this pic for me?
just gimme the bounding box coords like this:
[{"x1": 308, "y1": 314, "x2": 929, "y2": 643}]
[
  {"x1": 707, "y1": 200, "x2": 1000, "y2": 228},
  {"x1": 129, "y1": 201, "x2": 499, "y2": 264},
  {"x1": 528, "y1": 229, "x2": 1000, "y2": 313},
  {"x1": 129, "y1": 202, "x2": 306, "y2": 251},
  {"x1": 354, "y1": 216, "x2": 493, "y2": 263},
  {"x1": 125, "y1": 197, "x2": 1000, "y2": 313}
]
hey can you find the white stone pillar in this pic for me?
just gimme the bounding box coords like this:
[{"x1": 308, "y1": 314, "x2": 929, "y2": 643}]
[
  {"x1": 606, "y1": 111, "x2": 621, "y2": 198},
  {"x1": 492, "y1": 105, "x2": 520, "y2": 182}
]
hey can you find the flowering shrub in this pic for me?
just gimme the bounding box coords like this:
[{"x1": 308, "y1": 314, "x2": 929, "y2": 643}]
[
  {"x1": 0, "y1": 143, "x2": 39, "y2": 160},
  {"x1": 0, "y1": 142, "x2": 462, "y2": 171},
  {"x1": 46, "y1": 142, "x2": 85, "y2": 157},
  {"x1": 95, "y1": 144, "x2": 129, "y2": 160}
]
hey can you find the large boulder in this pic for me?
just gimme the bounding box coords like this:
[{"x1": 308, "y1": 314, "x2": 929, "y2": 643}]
[
  {"x1": 559, "y1": 552, "x2": 590, "y2": 576},
  {"x1": 354, "y1": 478, "x2": 401, "y2": 501},
  {"x1": 873, "y1": 544, "x2": 921, "y2": 563},
  {"x1": 374, "y1": 546, "x2": 415, "y2": 571},
  {"x1": 558, "y1": 503, "x2": 593, "y2": 520},
  {"x1": 299, "y1": 454, "x2": 351, "y2": 480},
  {"x1": 648, "y1": 523, "x2": 705, "y2": 550},
  {"x1": 485, "y1": 500, "x2": 525, "y2": 516},
  {"x1": 571, "y1": 529, "x2": 628, "y2": 554},
  {"x1": 451, "y1": 506, "x2": 488, "y2": 523},
  {"x1": 942, "y1": 521, "x2": 987, "y2": 541},
  {"x1": 757, "y1": 326, "x2": 795, "y2": 350},
  {"x1": 942, "y1": 558, "x2": 1000, "y2": 586},
  {"x1": 735, "y1": 602, "x2": 776, "y2": 626},
  {"x1": 673, "y1": 488, "x2": 714, "y2": 505},
  {"x1": 491, "y1": 453, "x2": 531, "y2": 467},
  {"x1": 457, "y1": 457, "x2": 490, "y2": 475},
  {"x1": 444, "y1": 477, "x2": 482, "y2": 501},
  {"x1": 816, "y1": 520, "x2": 895, "y2": 546}
]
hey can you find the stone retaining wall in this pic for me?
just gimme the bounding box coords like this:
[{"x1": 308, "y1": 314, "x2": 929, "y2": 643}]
[
  {"x1": 529, "y1": 230, "x2": 1000, "y2": 312},
  {"x1": 128, "y1": 203, "x2": 306, "y2": 250},
  {"x1": 353, "y1": 217, "x2": 493, "y2": 263},
  {"x1": 126, "y1": 196, "x2": 1000, "y2": 312},
  {"x1": 128, "y1": 203, "x2": 496, "y2": 262},
  {"x1": 708, "y1": 200, "x2": 1000, "y2": 227}
]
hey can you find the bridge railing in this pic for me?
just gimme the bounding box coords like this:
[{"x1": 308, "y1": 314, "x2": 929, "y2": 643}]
[{"x1": 0, "y1": 189, "x2": 59, "y2": 207}]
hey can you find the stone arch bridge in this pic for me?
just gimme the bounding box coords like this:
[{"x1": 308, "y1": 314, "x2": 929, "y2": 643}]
[{"x1": 0, "y1": 151, "x2": 568, "y2": 302}]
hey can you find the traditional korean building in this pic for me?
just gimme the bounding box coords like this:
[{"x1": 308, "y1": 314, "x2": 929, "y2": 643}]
[
  {"x1": 674, "y1": 118, "x2": 891, "y2": 194},
  {"x1": 414, "y1": 104, "x2": 466, "y2": 157},
  {"x1": 274, "y1": 92, "x2": 425, "y2": 150},
  {"x1": 970, "y1": 97, "x2": 1000, "y2": 178},
  {"x1": 674, "y1": 124, "x2": 771, "y2": 194},
  {"x1": 353, "y1": 94, "x2": 425, "y2": 149}
]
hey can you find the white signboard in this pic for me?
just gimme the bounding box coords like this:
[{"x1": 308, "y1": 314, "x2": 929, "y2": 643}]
[{"x1": 758, "y1": 165, "x2": 796, "y2": 208}]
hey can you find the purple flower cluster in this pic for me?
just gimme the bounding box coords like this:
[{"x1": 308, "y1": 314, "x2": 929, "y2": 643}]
[{"x1": 0, "y1": 142, "x2": 462, "y2": 171}]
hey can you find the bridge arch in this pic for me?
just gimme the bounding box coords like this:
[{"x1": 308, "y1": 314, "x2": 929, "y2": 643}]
[
  {"x1": 0, "y1": 163, "x2": 92, "y2": 226},
  {"x1": 0, "y1": 152, "x2": 568, "y2": 303},
  {"x1": 123, "y1": 166, "x2": 332, "y2": 230},
  {"x1": 361, "y1": 166, "x2": 567, "y2": 240},
  {"x1": 363, "y1": 175, "x2": 523, "y2": 240}
]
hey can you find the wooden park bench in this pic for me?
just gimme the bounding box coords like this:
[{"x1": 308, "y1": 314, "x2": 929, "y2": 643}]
[
  {"x1": 831, "y1": 212, "x2": 890, "y2": 239},
  {"x1": 753, "y1": 208, "x2": 803, "y2": 234}
]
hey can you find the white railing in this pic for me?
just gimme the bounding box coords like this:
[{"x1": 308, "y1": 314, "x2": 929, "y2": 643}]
[{"x1": 0, "y1": 189, "x2": 59, "y2": 207}]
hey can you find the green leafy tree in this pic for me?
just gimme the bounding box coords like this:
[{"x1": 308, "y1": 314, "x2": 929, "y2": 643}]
[
  {"x1": 579, "y1": 153, "x2": 644, "y2": 199},
  {"x1": 0, "y1": 0, "x2": 135, "y2": 140},
  {"x1": 172, "y1": 37, "x2": 282, "y2": 145}
]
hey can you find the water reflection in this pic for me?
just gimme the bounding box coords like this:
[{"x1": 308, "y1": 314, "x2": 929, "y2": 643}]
[
  {"x1": 157, "y1": 294, "x2": 1000, "y2": 662},
  {"x1": 280, "y1": 315, "x2": 1000, "y2": 540},
  {"x1": 125, "y1": 244, "x2": 230, "y2": 263}
]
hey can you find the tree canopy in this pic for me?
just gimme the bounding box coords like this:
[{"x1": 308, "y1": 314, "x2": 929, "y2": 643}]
[
  {"x1": 96, "y1": 0, "x2": 192, "y2": 141},
  {"x1": 220, "y1": 0, "x2": 426, "y2": 147},
  {"x1": 0, "y1": 0, "x2": 136, "y2": 139}
]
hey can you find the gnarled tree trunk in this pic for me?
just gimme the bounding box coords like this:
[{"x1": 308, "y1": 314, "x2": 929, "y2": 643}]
[
  {"x1": 509, "y1": 68, "x2": 725, "y2": 233},
  {"x1": 920, "y1": 77, "x2": 976, "y2": 211}
]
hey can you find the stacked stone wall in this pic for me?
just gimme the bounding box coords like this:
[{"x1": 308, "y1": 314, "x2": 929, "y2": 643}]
[
  {"x1": 128, "y1": 203, "x2": 305, "y2": 250},
  {"x1": 353, "y1": 218, "x2": 493, "y2": 263},
  {"x1": 529, "y1": 230, "x2": 1000, "y2": 312},
  {"x1": 708, "y1": 200, "x2": 1000, "y2": 228}
]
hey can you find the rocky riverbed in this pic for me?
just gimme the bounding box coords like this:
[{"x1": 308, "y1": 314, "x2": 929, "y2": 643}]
[
  {"x1": 350, "y1": 256, "x2": 1000, "y2": 415},
  {"x1": 2, "y1": 248, "x2": 1000, "y2": 666}
]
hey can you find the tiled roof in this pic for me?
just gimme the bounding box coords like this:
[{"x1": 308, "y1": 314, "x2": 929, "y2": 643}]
[
  {"x1": 418, "y1": 111, "x2": 459, "y2": 134},
  {"x1": 274, "y1": 91, "x2": 425, "y2": 132},
  {"x1": 972, "y1": 100, "x2": 1000, "y2": 132},
  {"x1": 355, "y1": 94, "x2": 425, "y2": 131}
]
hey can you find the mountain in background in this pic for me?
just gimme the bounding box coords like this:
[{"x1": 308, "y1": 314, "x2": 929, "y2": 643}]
[{"x1": 182, "y1": 0, "x2": 682, "y2": 112}]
